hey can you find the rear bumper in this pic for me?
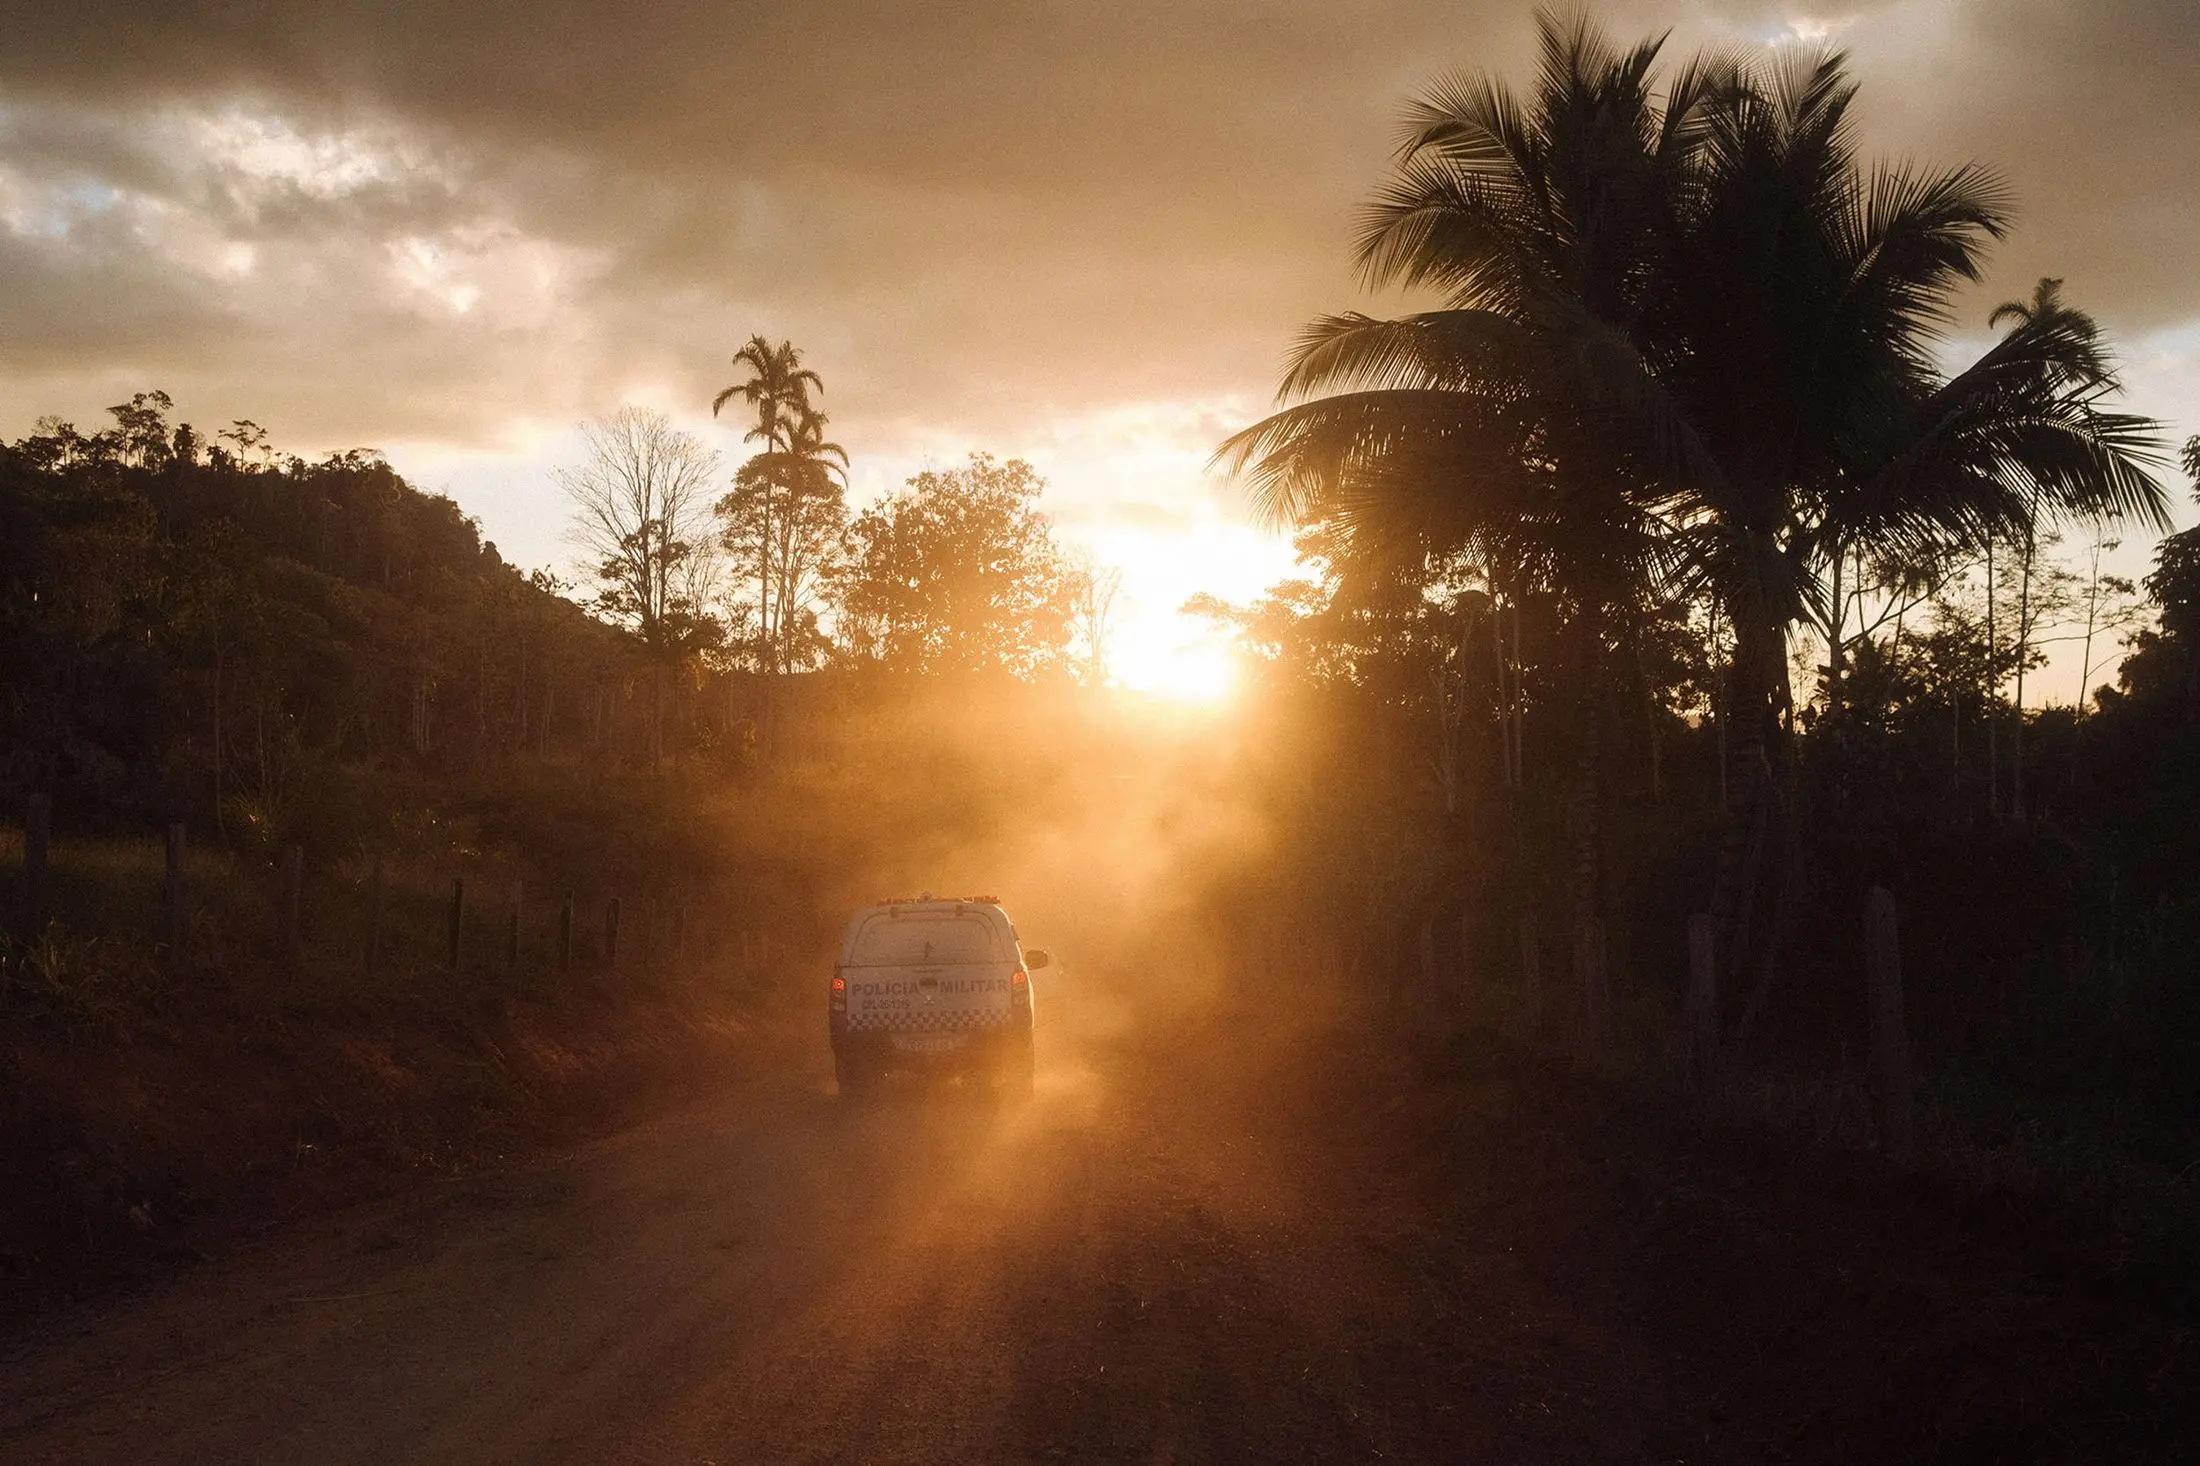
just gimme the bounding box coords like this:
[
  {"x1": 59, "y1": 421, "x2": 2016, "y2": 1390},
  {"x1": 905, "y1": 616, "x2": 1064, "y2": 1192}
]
[{"x1": 831, "y1": 1024, "x2": 1031, "y2": 1070}]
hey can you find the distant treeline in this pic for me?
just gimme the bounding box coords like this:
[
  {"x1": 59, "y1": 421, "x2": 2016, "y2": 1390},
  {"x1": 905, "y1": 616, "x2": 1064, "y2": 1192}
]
[
  {"x1": 0, "y1": 392, "x2": 691, "y2": 847},
  {"x1": 0, "y1": 383, "x2": 1121, "y2": 858}
]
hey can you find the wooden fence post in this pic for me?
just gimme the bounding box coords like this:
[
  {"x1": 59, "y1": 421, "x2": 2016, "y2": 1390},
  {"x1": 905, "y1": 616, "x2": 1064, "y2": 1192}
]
[
  {"x1": 365, "y1": 857, "x2": 384, "y2": 974},
  {"x1": 507, "y1": 879, "x2": 523, "y2": 969},
  {"x1": 605, "y1": 897, "x2": 621, "y2": 970},
  {"x1": 1517, "y1": 913, "x2": 1541, "y2": 1034},
  {"x1": 1865, "y1": 886, "x2": 1915, "y2": 1163},
  {"x1": 280, "y1": 844, "x2": 305, "y2": 957},
  {"x1": 23, "y1": 793, "x2": 50, "y2": 925},
  {"x1": 1686, "y1": 912, "x2": 1717, "y2": 1085},
  {"x1": 559, "y1": 890, "x2": 574, "y2": 970},
  {"x1": 447, "y1": 877, "x2": 465, "y2": 972},
  {"x1": 163, "y1": 823, "x2": 186, "y2": 959}
]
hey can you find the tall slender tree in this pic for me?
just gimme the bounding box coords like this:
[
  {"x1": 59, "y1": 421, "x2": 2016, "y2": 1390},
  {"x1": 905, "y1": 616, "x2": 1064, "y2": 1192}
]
[
  {"x1": 717, "y1": 402, "x2": 849, "y2": 674},
  {"x1": 711, "y1": 337, "x2": 844, "y2": 676}
]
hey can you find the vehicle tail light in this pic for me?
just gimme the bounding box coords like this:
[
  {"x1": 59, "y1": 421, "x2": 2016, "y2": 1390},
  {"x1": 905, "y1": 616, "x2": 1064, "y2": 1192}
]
[
  {"x1": 830, "y1": 972, "x2": 846, "y2": 1010},
  {"x1": 1010, "y1": 969, "x2": 1028, "y2": 987}
]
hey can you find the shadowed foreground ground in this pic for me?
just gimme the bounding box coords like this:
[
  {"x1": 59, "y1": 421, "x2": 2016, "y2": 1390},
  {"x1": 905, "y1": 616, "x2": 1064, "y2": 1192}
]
[{"x1": 1, "y1": 975, "x2": 2189, "y2": 1465}]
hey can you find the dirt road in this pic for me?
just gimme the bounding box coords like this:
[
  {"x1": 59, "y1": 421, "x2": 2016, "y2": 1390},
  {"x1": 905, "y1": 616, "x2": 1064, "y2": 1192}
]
[
  {"x1": 0, "y1": 974, "x2": 1645, "y2": 1466},
  {"x1": 4, "y1": 971, "x2": 2187, "y2": 1465}
]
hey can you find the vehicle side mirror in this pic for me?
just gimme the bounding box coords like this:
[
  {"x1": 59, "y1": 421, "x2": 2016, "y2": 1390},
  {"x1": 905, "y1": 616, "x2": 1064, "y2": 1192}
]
[{"x1": 1025, "y1": 949, "x2": 1051, "y2": 970}]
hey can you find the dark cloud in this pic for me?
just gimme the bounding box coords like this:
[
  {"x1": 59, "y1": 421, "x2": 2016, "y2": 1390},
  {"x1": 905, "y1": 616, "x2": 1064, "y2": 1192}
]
[
  {"x1": 0, "y1": 1, "x2": 2193, "y2": 456},
  {"x1": 1659, "y1": 1, "x2": 2200, "y2": 324}
]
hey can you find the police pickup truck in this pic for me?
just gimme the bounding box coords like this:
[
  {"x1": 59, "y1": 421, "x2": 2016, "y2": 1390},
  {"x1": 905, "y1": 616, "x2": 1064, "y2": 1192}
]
[{"x1": 829, "y1": 895, "x2": 1049, "y2": 1096}]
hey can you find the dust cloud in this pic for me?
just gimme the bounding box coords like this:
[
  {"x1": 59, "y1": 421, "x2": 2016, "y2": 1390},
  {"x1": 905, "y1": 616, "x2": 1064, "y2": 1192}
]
[{"x1": 710, "y1": 676, "x2": 1310, "y2": 1053}]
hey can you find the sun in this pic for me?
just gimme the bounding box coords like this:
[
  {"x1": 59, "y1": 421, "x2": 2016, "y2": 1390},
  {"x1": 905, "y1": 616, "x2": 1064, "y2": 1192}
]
[
  {"x1": 1055, "y1": 496, "x2": 1294, "y2": 708},
  {"x1": 1111, "y1": 632, "x2": 1238, "y2": 704}
]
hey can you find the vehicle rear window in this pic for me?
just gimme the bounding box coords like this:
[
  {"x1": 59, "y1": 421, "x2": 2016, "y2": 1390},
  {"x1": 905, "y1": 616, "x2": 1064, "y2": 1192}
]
[{"x1": 849, "y1": 915, "x2": 1003, "y2": 965}]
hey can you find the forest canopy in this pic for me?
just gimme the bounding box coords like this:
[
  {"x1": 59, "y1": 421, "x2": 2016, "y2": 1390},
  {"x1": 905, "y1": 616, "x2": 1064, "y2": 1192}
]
[{"x1": 0, "y1": 387, "x2": 1095, "y2": 846}]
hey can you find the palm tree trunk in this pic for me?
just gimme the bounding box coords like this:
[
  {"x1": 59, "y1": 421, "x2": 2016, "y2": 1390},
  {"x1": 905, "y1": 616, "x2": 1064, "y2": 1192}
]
[
  {"x1": 1986, "y1": 535, "x2": 1999, "y2": 816},
  {"x1": 1710, "y1": 600, "x2": 1728, "y2": 811},
  {"x1": 1492, "y1": 584, "x2": 1510, "y2": 789},
  {"x1": 759, "y1": 533, "x2": 775, "y2": 678},
  {"x1": 1570, "y1": 705, "x2": 1602, "y2": 918},
  {"x1": 2013, "y1": 529, "x2": 2033, "y2": 818},
  {"x1": 758, "y1": 482, "x2": 779, "y2": 677},
  {"x1": 776, "y1": 507, "x2": 803, "y2": 672},
  {"x1": 1709, "y1": 606, "x2": 1782, "y2": 1006},
  {"x1": 2077, "y1": 533, "x2": 2100, "y2": 711},
  {"x1": 1734, "y1": 765, "x2": 1800, "y2": 1045},
  {"x1": 1824, "y1": 536, "x2": 1846, "y2": 716},
  {"x1": 1508, "y1": 598, "x2": 1525, "y2": 786},
  {"x1": 1565, "y1": 607, "x2": 1606, "y2": 910}
]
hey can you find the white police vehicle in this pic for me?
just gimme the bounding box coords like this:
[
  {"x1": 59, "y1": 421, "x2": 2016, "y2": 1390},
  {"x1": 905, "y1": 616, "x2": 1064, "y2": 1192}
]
[{"x1": 829, "y1": 895, "x2": 1049, "y2": 1096}]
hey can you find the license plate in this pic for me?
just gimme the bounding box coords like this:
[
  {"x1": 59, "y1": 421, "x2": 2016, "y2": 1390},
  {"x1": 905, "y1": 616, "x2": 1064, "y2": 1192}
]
[{"x1": 891, "y1": 1032, "x2": 969, "y2": 1054}]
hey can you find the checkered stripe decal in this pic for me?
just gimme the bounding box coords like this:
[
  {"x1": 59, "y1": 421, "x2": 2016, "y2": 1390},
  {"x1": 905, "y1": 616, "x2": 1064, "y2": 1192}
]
[{"x1": 845, "y1": 1003, "x2": 1011, "y2": 1033}]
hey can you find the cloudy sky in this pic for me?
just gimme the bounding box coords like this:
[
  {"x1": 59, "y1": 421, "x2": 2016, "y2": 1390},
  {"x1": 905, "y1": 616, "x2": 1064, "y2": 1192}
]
[{"x1": 2, "y1": 1, "x2": 2195, "y2": 690}]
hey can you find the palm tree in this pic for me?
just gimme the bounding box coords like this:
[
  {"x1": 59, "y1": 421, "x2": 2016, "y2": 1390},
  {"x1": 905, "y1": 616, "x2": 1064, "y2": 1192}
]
[
  {"x1": 1941, "y1": 278, "x2": 2161, "y2": 816},
  {"x1": 1220, "y1": 14, "x2": 1721, "y2": 937},
  {"x1": 1223, "y1": 11, "x2": 2170, "y2": 1015},
  {"x1": 1654, "y1": 67, "x2": 2166, "y2": 977},
  {"x1": 711, "y1": 335, "x2": 836, "y2": 677},
  {"x1": 1651, "y1": 61, "x2": 2159, "y2": 756},
  {"x1": 713, "y1": 336, "x2": 823, "y2": 453},
  {"x1": 717, "y1": 399, "x2": 849, "y2": 676}
]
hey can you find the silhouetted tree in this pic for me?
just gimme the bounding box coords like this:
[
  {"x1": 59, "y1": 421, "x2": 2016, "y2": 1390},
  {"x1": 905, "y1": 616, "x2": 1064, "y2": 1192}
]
[
  {"x1": 1064, "y1": 553, "x2": 1124, "y2": 687},
  {"x1": 1219, "y1": 15, "x2": 1713, "y2": 919},
  {"x1": 711, "y1": 337, "x2": 844, "y2": 678},
  {"x1": 834, "y1": 453, "x2": 1072, "y2": 678},
  {"x1": 2113, "y1": 437, "x2": 2200, "y2": 724},
  {"x1": 2, "y1": 397, "x2": 627, "y2": 835},
  {"x1": 717, "y1": 403, "x2": 849, "y2": 674},
  {"x1": 558, "y1": 407, "x2": 723, "y2": 768},
  {"x1": 1222, "y1": 12, "x2": 2170, "y2": 1008}
]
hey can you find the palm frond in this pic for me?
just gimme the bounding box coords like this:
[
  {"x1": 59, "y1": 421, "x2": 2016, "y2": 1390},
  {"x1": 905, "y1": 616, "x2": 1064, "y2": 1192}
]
[
  {"x1": 1841, "y1": 299, "x2": 2171, "y2": 556},
  {"x1": 1276, "y1": 310, "x2": 1542, "y2": 399},
  {"x1": 1839, "y1": 161, "x2": 2011, "y2": 344}
]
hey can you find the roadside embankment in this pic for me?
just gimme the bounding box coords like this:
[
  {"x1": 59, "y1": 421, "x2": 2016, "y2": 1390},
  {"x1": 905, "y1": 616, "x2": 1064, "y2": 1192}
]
[{"x1": 0, "y1": 824, "x2": 825, "y2": 1324}]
